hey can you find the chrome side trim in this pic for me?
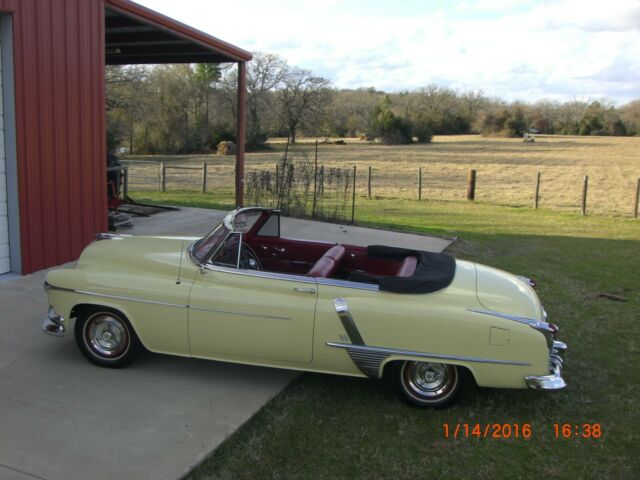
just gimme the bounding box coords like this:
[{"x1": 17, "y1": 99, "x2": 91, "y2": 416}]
[
  {"x1": 467, "y1": 308, "x2": 556, "y2": 348},
  {"x1": 46, "y1": 281, "x2": 290, "y2": 320},
  {"x1": 189, "y1": 305, "x2": 291, "y2": 321},
  {"x1": 467, "y1": 308, "x2": 542, "y2": 327},
  {"x1": 201, "y1": 263, "x2": 318, "y2": 285},
  {"x1": 327, "y1": 342, "x2": 531, "y2": 378},
  {"x1": 44, "y1": 282, "x2": 188, "y2": 309},
  {"x1": 317, "y1": 277, "x2": 380, "y2": 291},
  {"x1": 199, "y1": 263, "x2": 380, "y2": 291},
  {"x1": 333, "y1": 298, "x2": 364, "y2": 345}
]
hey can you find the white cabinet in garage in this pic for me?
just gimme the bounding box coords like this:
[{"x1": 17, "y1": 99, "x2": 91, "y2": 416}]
[{"x1": 0, "y1": 43, "x2": 9, "y2": 275}]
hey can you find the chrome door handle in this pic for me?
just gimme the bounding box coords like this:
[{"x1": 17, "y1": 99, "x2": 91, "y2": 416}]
[
  {"x1": 294, "y1": 287, "x2": 316, "y2": 294},
  {"x1": 274, "y1": 247, "x2": 286, "y2": 253}
]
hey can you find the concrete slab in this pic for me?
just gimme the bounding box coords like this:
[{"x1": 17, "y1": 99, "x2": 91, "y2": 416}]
[
  {"x1": 0, "y1": 269, "x2": 294, "y2": 480},
  {"x1": 0, "y1": 207, "x2": 452, "y2": 480}
]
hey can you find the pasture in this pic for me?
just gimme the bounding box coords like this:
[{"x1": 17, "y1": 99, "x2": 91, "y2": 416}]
[{"x1": 125, "y1": 134, "x2": 640, "y2": 217}]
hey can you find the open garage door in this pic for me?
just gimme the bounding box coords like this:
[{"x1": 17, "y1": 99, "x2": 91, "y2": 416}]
[{"x1": 0, "y1": 44, "x2": 9, "y2": 274}]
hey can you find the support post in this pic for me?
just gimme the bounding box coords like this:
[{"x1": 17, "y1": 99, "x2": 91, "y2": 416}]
[
  {"x1": 201, "y1": 162, "x2": 208, "y2": 193},
  {"x1": 161, "y1": 162, "x2": 166, "y2": 192},
  {"x1": 534, "y1": 171, "x2": 541, "y2": 209},
  {"x1": 467, "y1": 169, "x2": 476, "y2": 201},
  {"x1": 235, "y1": 61, "x2": 247, "y2": 207},
  {"x1": 123, "y1": 167, "x2": 129, "y2": 199},
  {"x1": 351, "y1": 165, "x2": 357, "y2": 224},
  {"x1": 418, "y1": 167, "x2": 422, "y2": 201},
  {"x1": 582, "y1": 175, "x2": 588, "y2": 216},
  {"x1": 634, "y1": 178, "x2": 639, "y2": 218},
  {"x1": 367, "y1": 166, "x2": 372, "y2": 199}
]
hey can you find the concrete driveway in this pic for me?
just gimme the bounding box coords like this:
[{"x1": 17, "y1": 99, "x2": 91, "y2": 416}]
[{"x1": 0, "y1": 207, "x2": 452, "y2": 480}]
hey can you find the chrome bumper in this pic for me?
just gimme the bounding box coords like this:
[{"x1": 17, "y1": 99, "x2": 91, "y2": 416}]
[
  {"x1": 526, "y1": 341, "x2": 567, "y2": 390},
  {"x1": 42, "y1": 306, "x2": 65, "y2": 337}
]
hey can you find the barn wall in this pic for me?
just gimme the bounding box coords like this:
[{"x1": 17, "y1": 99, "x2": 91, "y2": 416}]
[{"x1": 0, "y1": 0, "x2": 106, "y2": 274}]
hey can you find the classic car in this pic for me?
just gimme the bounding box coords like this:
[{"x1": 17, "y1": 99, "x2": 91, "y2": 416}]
[{"x1": 42, "y1": 207, "x2": 566, "y2": 408}]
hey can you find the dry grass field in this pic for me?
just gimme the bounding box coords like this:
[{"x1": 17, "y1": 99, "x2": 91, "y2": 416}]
[{"x1": 125, "y1": 134, "x2": 640, "y2": 217}]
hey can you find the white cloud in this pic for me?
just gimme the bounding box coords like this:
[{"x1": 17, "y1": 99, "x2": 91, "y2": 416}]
[{"x1": 136, "y1": 0, "x2": 640, "y2": 104}]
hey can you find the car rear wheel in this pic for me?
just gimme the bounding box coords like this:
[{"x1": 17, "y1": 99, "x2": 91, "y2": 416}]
[
  {"x1": 74, "y1": 307, "x2": 140, "y2": 368},
  {"x1": 393, "y1": 361, "x2": 462, "y2": 408}
]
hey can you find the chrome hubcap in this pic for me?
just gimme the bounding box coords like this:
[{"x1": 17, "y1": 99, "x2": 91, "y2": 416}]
[
  {"x1": 403, "y1": 362, "x2": 456, "y2": 400},
  {"x1": 85, "y1": 314, "x2": 129, "y2": 359}
]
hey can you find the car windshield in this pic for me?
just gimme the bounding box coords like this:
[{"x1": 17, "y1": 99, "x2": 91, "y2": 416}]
[{"x1": 192, "y1": 223, "x2": 230, "y2": 263}]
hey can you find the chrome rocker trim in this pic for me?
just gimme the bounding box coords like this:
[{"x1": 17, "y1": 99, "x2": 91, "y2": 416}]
[
  {"x1": 525, "y1": 340, "x2": 568, "y2": 390},
  {"x1": 327, "y1": 342, "x2": 532, "y2": 378},
  {"x1": 42, "y1": 306, "x2": 65, "y2": 337}
]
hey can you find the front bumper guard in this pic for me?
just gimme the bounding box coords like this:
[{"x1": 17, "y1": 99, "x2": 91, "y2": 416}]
[
  {"x1": 526, "y1": 341, "x2": 567, "y2": 390},
  {"x1": 42, "y1": 306, "x2": 65, "y2": 337}
]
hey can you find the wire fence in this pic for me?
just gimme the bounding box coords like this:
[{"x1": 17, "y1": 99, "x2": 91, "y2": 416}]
[
  {"x1": 121, "y1": 141, "x2": 640, "y2": 219},
  {"x1": 245, "y1": 144, "x2": 354, "y2": 222}
]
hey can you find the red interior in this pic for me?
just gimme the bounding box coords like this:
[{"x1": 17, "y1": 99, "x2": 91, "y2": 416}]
[{"x1": 243, "y1": 211, "x2": 417, "y2": 280}]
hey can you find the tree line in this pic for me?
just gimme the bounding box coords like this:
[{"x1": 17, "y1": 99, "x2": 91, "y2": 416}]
[{"x1": 106, "y1": 52, "x2": 640, "y2": 154}]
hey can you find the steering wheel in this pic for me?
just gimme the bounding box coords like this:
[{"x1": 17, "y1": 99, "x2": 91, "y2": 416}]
[{"x1": 239, "y1": 243, "x2": 262, "y2": 271}]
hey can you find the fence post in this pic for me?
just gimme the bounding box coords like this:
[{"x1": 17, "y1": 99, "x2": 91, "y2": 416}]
[
  {"x1": 582, "y1": 175, "x2": 589, "y2": 216},
  {"x1": 418, "y1": 167, "x2": 422, "y2": 201},
  {"x1": 534, "y1": 171, "x2": 541, "y2": 209},
  {"x1": 367, "y1": 166, "x2": 372, "y2": 199},
  {"x1": 160, "y1": 162, "x2": 166, "y2": 192},
  {"x1": 351, "y1": 165, "x2": 357, "y2": 224},
  {"x1": 634, "y1": 178, "x2": 639, "y2": 219},
  {"x1": 467, "y1": 169, "x2": 476, "y2": 201},
  {"x1": 312, "y1": 140, "x2": 318, "y2": 216},
  {"x1": 201, "y1": 163, "x2": 208, "y2": 193}
]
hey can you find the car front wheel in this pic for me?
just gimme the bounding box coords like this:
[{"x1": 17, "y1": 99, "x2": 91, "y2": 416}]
[
  {"x1": 393, "y1": 361, "x2": 462, "y2": 408},
  {"x1": 74, "y1": 307, "x2": 140, "y2": 368}
]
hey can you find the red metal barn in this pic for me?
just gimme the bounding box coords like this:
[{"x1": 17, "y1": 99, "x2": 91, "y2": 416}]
[{"x1": 0, "y1": 0, "x2": 250, "y2": 275}]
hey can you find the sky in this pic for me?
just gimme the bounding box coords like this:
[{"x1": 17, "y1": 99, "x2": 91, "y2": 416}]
[{"x1": 137, "y1": 0, "x2": 640, "y2": 105}]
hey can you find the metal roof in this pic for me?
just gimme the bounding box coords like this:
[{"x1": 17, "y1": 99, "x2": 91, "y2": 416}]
[{"x1": 105, "y1": 0, "x2": 252, "y2": 64}]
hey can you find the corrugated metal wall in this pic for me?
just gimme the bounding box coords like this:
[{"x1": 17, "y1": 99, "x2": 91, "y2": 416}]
[{"x1": 0, "y1": 0, "x2": 106, "y2": 274}]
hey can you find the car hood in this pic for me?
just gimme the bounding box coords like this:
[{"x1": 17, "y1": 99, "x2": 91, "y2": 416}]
[
  {"x1": 475, "y1": 263, "x2": 543, "y2": 321},
  {"x1": 76, "y1": 235, "x2": 198, "y2": 276}
]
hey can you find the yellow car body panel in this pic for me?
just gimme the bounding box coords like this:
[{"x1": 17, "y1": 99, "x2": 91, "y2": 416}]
[{"x1": 43, "y1": 209, "x2": 566, "y2": 394}]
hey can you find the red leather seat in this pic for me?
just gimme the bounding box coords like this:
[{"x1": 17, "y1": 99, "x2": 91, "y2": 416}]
[
  {"x1": 307, "y1": 245, "x2": 346, "y2": 278},
  {"x1": 396, "y1": 256, "x2": 417, "y2": 277}
]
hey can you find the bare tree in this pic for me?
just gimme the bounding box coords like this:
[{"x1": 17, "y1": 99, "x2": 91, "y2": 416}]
[
  {"x1": 246, "y1": 52, "x2": 288, "y2": 145},
  {"x1": 279, "y1": 68, "x2": 331, "y2": 143}
]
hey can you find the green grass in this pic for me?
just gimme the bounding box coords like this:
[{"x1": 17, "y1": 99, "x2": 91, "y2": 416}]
[{"x1": 130, "y1": 190, "x2": 640, "y2": 480}]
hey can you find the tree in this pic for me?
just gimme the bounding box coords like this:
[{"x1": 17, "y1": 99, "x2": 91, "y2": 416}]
[
  {"x1": 369, "y1": 95, "x2": 412, "y2": 144},
  {"x1": 246, "y1": 52, "x2": 288, "y2": 146},
  {"x1": 278, "y1": 68, "x2": 331, "y2": 143},
  {"x1": 193, "y1": 63, "x2": 221, "y2": 148},
  {"x1": 105, "y1": 65, "x2": 148, "y2": 153},
  {"x1": 505, "y1": 105, "x2": 527, "y2": 137},
  {"x1": 579, "y1": 101, "x2": 605, "y2": 135}
]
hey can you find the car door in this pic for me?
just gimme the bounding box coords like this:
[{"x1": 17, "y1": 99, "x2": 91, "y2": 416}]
[{"x1": 188, "y1": 265, "x2": 317, "y2": 364}]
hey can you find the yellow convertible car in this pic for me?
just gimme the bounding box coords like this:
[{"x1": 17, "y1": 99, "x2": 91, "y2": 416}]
[{"x1": 42, "y1": 207, "x2": 566, "y2": 407}]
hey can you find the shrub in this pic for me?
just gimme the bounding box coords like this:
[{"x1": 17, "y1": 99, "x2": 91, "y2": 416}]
[{"x1": 210, "y1": 123, "x2": 236, "y2": 148}]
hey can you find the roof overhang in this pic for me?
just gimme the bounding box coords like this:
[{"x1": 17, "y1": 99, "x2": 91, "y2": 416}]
[{"x1": 105, "y1": 0, "x2": 252, "y2": 65}]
